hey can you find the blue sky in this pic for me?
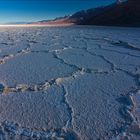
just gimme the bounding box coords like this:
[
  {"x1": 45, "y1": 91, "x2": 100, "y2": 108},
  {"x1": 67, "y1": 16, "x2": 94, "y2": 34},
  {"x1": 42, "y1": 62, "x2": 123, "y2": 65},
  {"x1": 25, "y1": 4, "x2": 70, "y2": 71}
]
[{"x1": 0, "y1": 0, "x2": 116, "y2": 23}]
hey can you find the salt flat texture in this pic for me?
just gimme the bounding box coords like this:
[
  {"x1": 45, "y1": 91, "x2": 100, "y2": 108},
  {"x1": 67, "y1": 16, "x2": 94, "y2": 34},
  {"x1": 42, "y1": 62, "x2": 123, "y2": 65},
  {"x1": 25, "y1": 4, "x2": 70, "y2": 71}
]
[{"x1": 0, "y1": 26, "x2": 140, "y2": 140}]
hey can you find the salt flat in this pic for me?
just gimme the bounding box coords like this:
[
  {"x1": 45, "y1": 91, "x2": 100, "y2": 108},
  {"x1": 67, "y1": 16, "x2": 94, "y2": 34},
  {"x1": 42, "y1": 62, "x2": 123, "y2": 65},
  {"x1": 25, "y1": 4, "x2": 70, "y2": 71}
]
[{"x1": 0, "y1": 26, "x2": 140, "y2": 140}]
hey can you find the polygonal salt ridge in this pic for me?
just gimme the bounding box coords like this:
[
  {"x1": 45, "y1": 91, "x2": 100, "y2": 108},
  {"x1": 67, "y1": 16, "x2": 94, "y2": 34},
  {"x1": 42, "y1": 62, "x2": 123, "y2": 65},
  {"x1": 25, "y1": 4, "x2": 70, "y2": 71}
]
[
  {"x1": 120, "y1": 90, "x2": 140, "y2": 137},
  {"x1": 0, "y1": 76, "x2": 70, "y2": 95},
  {"x1": 55, "y1": 68, "x2": 110, "y2": 85},
  {"x1": 0, "y1": 44, "x2": 71, "y2": 67},
  {"x1": 1, "y1": 82, "x2": 51, "y2": 94},
  {"x1": 81, "y1": 68, "x2": 110, "y2": 74},
  {"x1": 126, "y1": 92, "x2": 138, "y2": 121},
  {"x1": 98, "y1": 45, "x2": 140, "y2": 60},
  {"x1": 0, "y1": 54, "x2": 14, "y2": 64},
  {"x1": 16, "y1": 84, "x2": 37, "y2": 92},
  {"x1": 0, "y1": 48, "x2": 30, "y2": 66},
  {"x1": 55, "y1": 70, "x2": 80, "y2": 85},
  {"x1": 109, "y1": 40, "x2": 140, "y2": 52},
  {"x1": 0, "y1": 67, "x2": 110, "y2": 95},
  {"x1": 0, "y1": 77, "x2": 67, "y2": 94},
  {"x1": 47, "y1": 47, "x2": 72, "y2": 54},
  {"x1": 0, "y1": 121, "x2": 80, "y2": 140},
  {"x1": 129, "y1": 90, "x2": 140, "y2": 107},
  {"x1": 111, "y1": 92, "x2": 139, "y2": 140},
  {"x1": 101, "y1": 37, "x2": 140, "y2": 53},
  {"x1": 19, "y1": 49, "x2": 30, "y2": 54},
  {"x1": 56, "y1": 78, "x2": 66, "y2": 85},
  {"x1": 53, "y1": 47, "x2": 113, "y2": 74},
  {"x1": 55, "y1": 69, "x2": 84, "y2": 85}
]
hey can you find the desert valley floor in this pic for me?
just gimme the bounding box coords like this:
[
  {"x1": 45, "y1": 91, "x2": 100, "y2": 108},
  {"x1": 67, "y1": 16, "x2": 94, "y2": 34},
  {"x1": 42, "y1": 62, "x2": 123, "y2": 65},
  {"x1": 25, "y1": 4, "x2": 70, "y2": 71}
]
[{"x1": 0, "y1": 26, "x2": 140, "y2": 140}]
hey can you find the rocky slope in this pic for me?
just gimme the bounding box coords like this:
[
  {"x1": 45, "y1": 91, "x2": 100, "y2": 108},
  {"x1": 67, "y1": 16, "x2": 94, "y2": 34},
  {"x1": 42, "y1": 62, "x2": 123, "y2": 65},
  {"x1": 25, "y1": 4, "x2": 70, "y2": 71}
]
[{"x1": 36, "y1": 0, "x2": 140, "y2": 27}]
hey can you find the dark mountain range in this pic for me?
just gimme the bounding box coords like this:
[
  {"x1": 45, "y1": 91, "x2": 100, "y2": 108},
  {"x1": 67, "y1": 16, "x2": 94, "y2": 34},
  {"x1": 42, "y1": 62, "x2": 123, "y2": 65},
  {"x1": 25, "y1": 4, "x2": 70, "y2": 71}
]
[
  {"x1": 35, "y1": 0, "x2": 140, "y2": 27},
  {"x1": 75, "y1": 0, "x2": 140, "y2": 26}
]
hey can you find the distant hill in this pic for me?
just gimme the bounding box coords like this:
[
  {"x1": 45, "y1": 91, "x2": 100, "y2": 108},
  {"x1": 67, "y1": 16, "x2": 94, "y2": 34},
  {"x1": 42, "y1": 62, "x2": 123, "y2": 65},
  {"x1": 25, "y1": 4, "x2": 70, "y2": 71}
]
[
  {"x1": 34, "y1": 0, "x2": 140, "y2": 27},
  {"x1": 32, "y1": 16, "x2": 75, "y2": 26}
]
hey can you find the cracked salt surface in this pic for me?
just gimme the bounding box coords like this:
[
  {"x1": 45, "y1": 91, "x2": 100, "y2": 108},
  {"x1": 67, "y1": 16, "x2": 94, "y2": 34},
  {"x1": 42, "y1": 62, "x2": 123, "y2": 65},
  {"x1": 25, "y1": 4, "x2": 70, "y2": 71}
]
[
  {"x1": 0, "y1": 26, "x2": 140, "y2": 140},
  {"x1": 0, "y1": 52, "x2": 75, "y2": 87}
]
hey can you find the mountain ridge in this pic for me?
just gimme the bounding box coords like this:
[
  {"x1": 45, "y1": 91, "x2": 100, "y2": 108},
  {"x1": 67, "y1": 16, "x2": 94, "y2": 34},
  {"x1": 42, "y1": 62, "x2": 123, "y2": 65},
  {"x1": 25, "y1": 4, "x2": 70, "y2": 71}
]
[{"x1": 33, "y1": 0, "x2": 140, "y2": 27}]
